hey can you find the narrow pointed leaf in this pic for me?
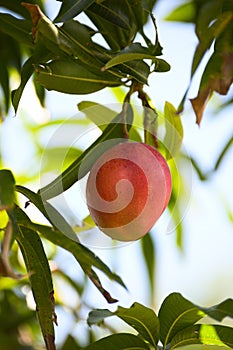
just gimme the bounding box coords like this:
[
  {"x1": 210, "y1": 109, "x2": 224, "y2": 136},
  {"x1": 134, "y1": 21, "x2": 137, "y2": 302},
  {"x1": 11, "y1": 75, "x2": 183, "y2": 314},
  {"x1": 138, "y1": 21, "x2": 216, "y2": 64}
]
[
  {"x1": 38, "y1": 106, "x2": 133, "y2": 199},
  {"x1": 170, "y1": 324, "x2": 233, "y2": 349},
  {"x1": 55, "y1": 0, "x2": 95, "y2": 23},
  {"x1": 78, "y1": 101, "x2": 117, "y2": 130},
  {"x1": 165, "y1": 2, "x2": 196, "y2": 23},
  {"x1": 214, "y1": 136, "x2": 233, "y2": 171},
  {"x1": 15, "y1": 218, "x2": 56, "y2": 350},
  {"x1": 87, "y1": 0, "x2": 136, "y2": 31},
  {"x1": 103, "y1": 43, "x2": 157, "y2": 70},
  {"x1": 164, "y1": 101, "x2": 183, "y2": 159},
  {"x1": 15, "y1": 207, "x2": 126, "y2": 291},
  {"x1": 0, "y1": 170, "x2": 15, "y2": 210},
  {"x1": 12, "y1": 43, "x2": 52, "y2": 114},
  {"x1": 84, "y1": 333, "x2": 149, "y2": 350},
  {"x1": 141, "y1": 233, "x2": 155, "y2": 300},
  {"x1": 85, "y1": 0, "x2": 138, "y2": 50},
  {"x1": 15, "y1": 185, "x2": 79, "y2": 242}
]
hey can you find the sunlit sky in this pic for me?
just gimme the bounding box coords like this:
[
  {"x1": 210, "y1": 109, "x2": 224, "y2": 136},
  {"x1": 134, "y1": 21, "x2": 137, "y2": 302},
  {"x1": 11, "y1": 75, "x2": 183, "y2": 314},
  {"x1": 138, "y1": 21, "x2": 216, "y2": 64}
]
[{"x1": 1, "y1": 0, "x2": 233, "y2": 345}]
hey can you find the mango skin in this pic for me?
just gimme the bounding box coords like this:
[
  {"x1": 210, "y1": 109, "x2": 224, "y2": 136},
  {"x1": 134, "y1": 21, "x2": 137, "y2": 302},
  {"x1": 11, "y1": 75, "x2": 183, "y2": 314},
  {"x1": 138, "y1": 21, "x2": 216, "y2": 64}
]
[{"x1": 86, "y1": 142, "x2": 172, "y2": 241}]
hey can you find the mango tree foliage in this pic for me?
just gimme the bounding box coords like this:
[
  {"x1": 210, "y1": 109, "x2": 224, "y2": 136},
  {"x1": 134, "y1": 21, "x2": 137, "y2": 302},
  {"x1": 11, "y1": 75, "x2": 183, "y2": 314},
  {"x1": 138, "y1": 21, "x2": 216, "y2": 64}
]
[{"x1": 0, "y1": 1, "x2": 233, "y2": 350}]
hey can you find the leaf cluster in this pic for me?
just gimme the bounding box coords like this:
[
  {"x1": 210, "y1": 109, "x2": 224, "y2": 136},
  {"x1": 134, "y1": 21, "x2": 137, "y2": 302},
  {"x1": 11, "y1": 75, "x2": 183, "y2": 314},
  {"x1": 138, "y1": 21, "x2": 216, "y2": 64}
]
[
  {"x1": 0, "y1": 0, "x2": 170, "y2": 115},
  {"x1": 85, "y1": 292, "x2": 233, "y2": 350},
  {"x1": 167, "y1": 0, "x2": 233, "y2": 123}
]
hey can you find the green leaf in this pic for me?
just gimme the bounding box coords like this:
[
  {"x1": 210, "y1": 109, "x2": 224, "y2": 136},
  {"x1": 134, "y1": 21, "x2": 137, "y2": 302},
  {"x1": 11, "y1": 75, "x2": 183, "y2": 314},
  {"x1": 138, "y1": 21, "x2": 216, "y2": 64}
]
[
  {"x1": 165, "y1": 2, "x2": 196, "y2": 23},
  {"x1": 40, "y1": 146, "x2": 83, "y2": 173},
  {"x1": 0, "y1": 14, "x2": 33, "y2": 47},
  {"x1": 84, "y1": 333, "x2": 149, "y2": 350},
  {"x1": 15, "y1": 185, "x2": 79, "y2": 242},
  {"x1": 85, "y1": 1, "x2": 136, "y2": 50},
  {"x1": 78, "y1": 101, "x2": 117, "y2": 130},
  {"x1": 170, "y1": 324, "x2": 233, "y2": 349},
  {"x1": 11, "y1": 56, "x2": 35, "y2": 114},
  {"x1": 119, "y1": 60, "x2": 151, "y2": 84},
  {"x1": 0, "y1": 0, "x2": 46, "y2": 19},
  {"x1": 36, "y1": 59, "x2": 122, "y2": 94},
  {"x1": 55, "y1": 0, "x2": 95, "y2": 23},
  {"x1": 128, "y1": 0, "x2": 154, "y2": 29},
  {"x1": 153, "y1": 58, "x2": 171, "y2": 72},
  {"x1": 87, "y1": 0, "x2": 136, "y2": 31},
  {"x1": 167, "y1": 188, "x2": 184, "y2": 249},
  {"x1": 141, "y1": 233, "x2": 155, "y2": 300},
  {"x1": 202, "y1": 298, "x2": 233, "y2": 322},
  {"x1": 15, "y1": 207, "x2": 126, "y2": 294},
  {"x1": 88, "y1": 302, "x2": 160, "y2": 347},
  {"x1": 164, "y1": 101, "x2": 183, "y2": 159},
  {"x1": 158, "y1": 293, "x2": 206, "y2": 348},
  {"x1": 0, "y1": 169, "x2": 15, "y2": 210},
  {"x1": 61, "y1": 335, "x2": 81, "y2": 350},
  {"x1": 15, "y1": 218, "x2": 56, "y2": 350},
  {"x1": 214, "y1": 135, "x2": 233, "y2": 171},
  {"x1": 38, "y1": 105, "x2": 133, "y2": 200},
  {"x1": 103, "y1": 43, "x2": 159, "y2": 70},
  {"x1": 178, "y1": 9, "x2": 233, "y2": 116},
  {"x1": 0, "y1": 59, "x2": 10, "y2": 113},
  {"x1": 12, "y1": 42, "x2": 52, "y2": 114}
]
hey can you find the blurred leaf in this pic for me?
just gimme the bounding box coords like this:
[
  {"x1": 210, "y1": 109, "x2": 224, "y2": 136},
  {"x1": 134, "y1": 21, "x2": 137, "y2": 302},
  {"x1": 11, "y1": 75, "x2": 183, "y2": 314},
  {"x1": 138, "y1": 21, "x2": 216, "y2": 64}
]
[
  {"x1": 190, "y1": 50, "x2": 233, "y2": 124},
  {"x1": 40, "y1": 146, "x2": 83, "y2": 173},
  {"x1": 158, "y1": 293, "x2": 206, "y2": 347},
  {"x1": 0, "y1": 59, "x2": 10, "y2": 113},
  {"x1": 15, "y1": 218, "x2": 56, "y2": 350},
  {"x1": 78, "y1": 101, "x2": 117, "y2": 130},
  {"x1": 179, "y1": 7, "x2": 233, "y2": 120},
  {"x1": 38, "y1": 105, "x2": 133, "y2": 200},
  {"x1": 164, "y1": 101, "x2": 183, "y2": 160},
  {"x1": 82, "y1": 214, "x2": 95, "y2": 227},
  {"x1": 168, "y1": 194, "x2": 183, "y2": 249},
  {"x1": 36, "y1": 59, "x2": 122, "y2": 94},
  {"x1": 0, "y1": 14, "x2": 33, "y2": 47},
  {"x1": 0, "y1": 0, "x2": 46, "y2": 18},
  {"x1": 165, "y1": 2, "x2": 196, "y2": 23},
  {"x1": 61, "y1": 335, "x2": 81, "y2": 350},
  {"x1": 170, "y1": 324, "x2": 233, "y2": 349},
  {"x1": 88, "y1": 302, "x2": 160, "y2": 347},
  {"x1": 214, "y1": 135, "x2": 233, "y2": 171},
  {"x1": 84, "y1": 333, "x2": 149, "y2": 349},
  {"x1": 0, "y1": 169, "x2": 15, "y2": 210},
  {"x1": 55, "y1": 0, "x2": 95, "y2": 22},
  {"x1": 0, "y1": 210, "x2": 8, "y2": 229},
  {"x1": 141, "y1": 233, "x2": 155, "y2": 299}
]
